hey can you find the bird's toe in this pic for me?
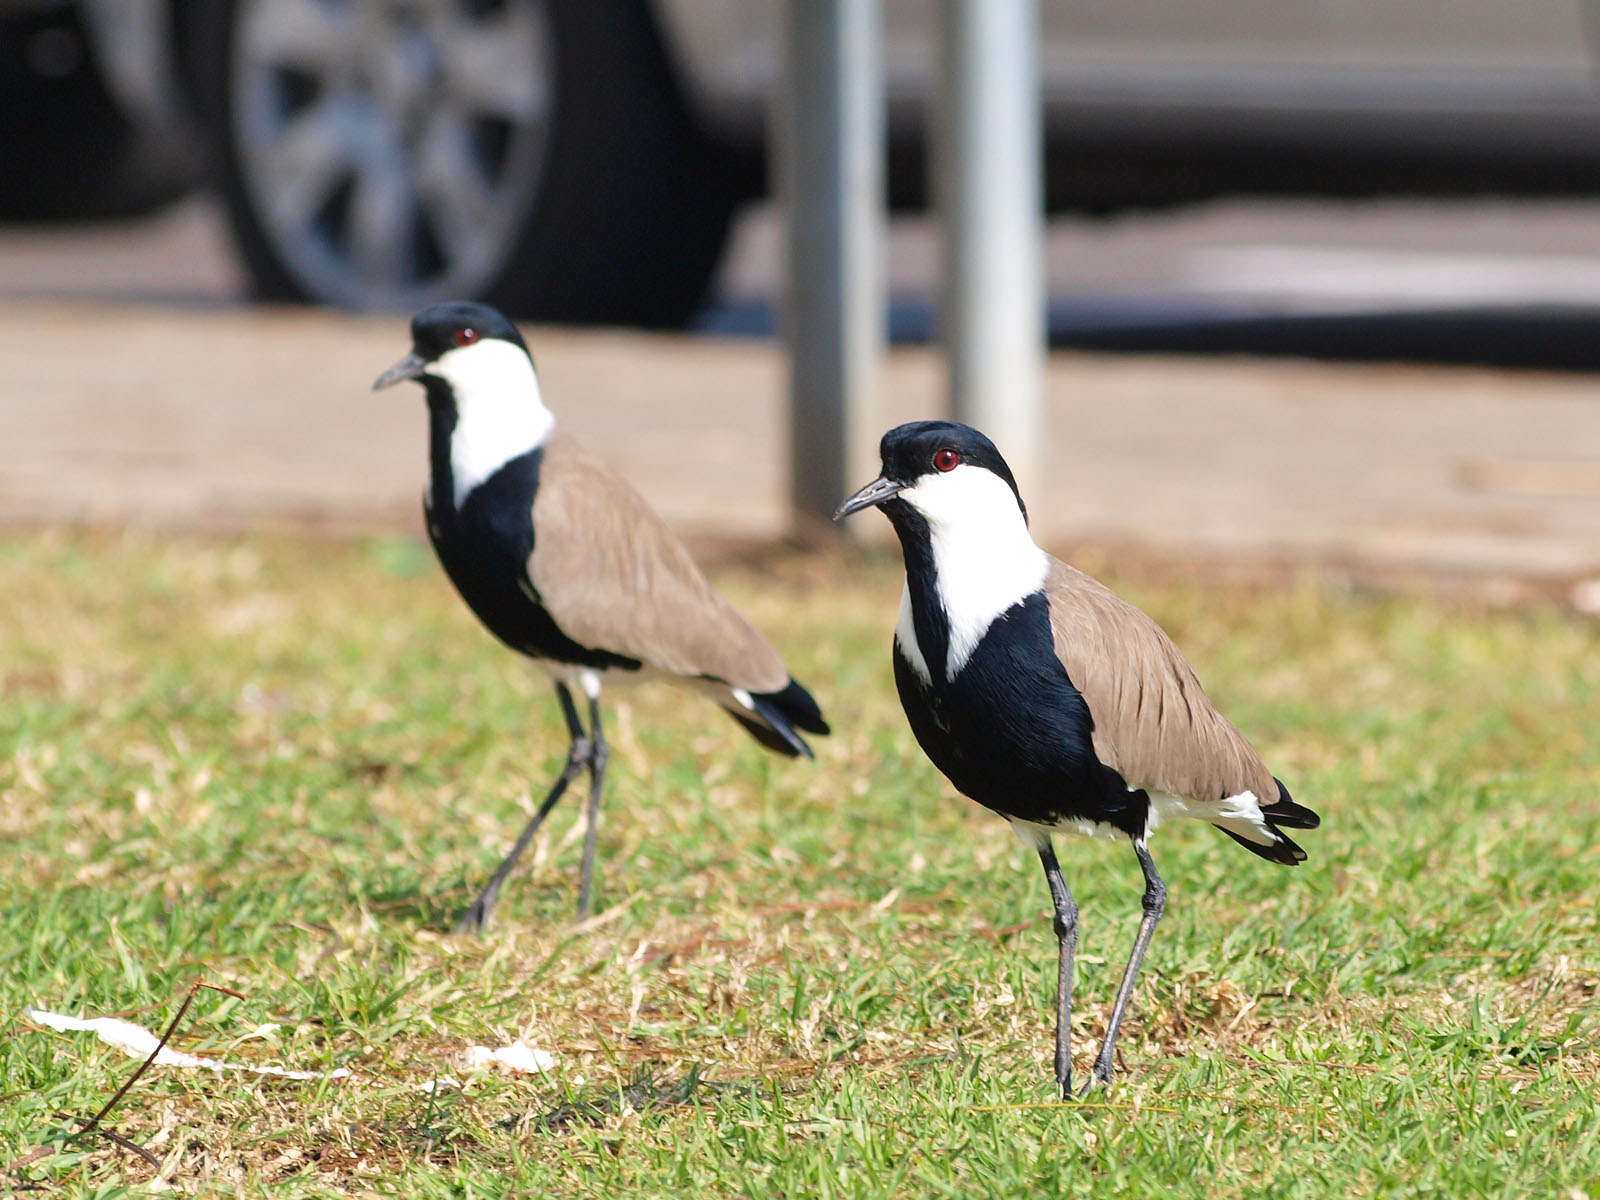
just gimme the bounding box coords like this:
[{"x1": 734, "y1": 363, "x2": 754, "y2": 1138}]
[
  {"x1": 453, "y1": 899, "x2": 494, "y2": 935},
  {"x1": 1077, "y1": 1068, "x2": 1114, "y2": 1100}
]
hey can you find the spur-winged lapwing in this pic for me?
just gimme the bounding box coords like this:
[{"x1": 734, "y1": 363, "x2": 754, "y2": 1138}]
[
  {"x1": 376, "y1": 301, "x2": 828, "y2": 929},
  {"x1": 835, "y1": 420, "x2": 1318, "y2": 1097}
]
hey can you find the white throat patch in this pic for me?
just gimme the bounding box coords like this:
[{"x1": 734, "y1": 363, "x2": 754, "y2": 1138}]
[
  {"x1": 427, "y1": 339, "x2": 555, "y2": 507},
  {"x1": 899, "y1": 465, "x2": 1048, "y2": 680}
]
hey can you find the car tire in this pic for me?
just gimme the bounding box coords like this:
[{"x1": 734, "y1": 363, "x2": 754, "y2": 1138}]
[
  {"x1": 182, "y1": 0, "x2": 742, "y2": 326},
  {"x1": 0, "y1": 7, "x2": 189, "y2": 220}
]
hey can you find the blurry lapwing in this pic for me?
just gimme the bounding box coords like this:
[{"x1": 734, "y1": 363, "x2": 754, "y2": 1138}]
[
  {"x1": 376, "y1": 301, "x2": 828, "y2": 929},
  {"x1": 834, "y1": 420, "x2": 1317, "y2": 1097}
]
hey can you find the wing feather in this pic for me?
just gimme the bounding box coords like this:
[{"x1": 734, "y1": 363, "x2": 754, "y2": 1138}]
[
  {"x1": 525, "y1": 435, "x2": 791, "y2": 691},
  {"x1": 1044, "y1": 558, "x2": 1276, "y2": 803}
]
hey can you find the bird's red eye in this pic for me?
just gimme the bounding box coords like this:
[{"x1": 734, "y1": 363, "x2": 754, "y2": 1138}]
[
  {"x1": 453, "y1": 327, "x2": 479, "y2": 348},
  {"x1": 934, "y1": 448, "x2": 960, "y2": 472}
]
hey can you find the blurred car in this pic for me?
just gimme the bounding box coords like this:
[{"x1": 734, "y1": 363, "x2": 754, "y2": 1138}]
[
  {"x1": 5, "y1": 0, "x2": 1599, "y2": 325},
  {"x1": 0, "y1": 0, "x2": 192, "y2": 218}
]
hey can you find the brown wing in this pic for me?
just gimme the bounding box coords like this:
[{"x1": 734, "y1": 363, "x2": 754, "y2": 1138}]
[
  {"x1": 1044, "y1": 557, "x2": 1276, "y2": 803},
  {"x1": 524, "y1": 434, "x2": 791, "y2": 692}
]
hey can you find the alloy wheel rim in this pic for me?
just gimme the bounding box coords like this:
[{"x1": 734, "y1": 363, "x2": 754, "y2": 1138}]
[{"x1": 230, "y1": 0, "x2": 552, "y2": 310}]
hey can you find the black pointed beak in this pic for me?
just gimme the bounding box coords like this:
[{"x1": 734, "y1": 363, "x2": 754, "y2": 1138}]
[
  {"x1": 373, "y1": 351, "x2": 426, "y2": 391},
  {"x1": 832, "y1": 475, "x2": 903, "y2": 521}
]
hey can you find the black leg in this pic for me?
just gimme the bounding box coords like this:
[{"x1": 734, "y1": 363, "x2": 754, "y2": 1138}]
[
  {"x1": 575, "y1": 693, "x2": 609, "y2": 920},
  {"x1": 1037, "y1": 840, "x2": 1079, "y2": 1100},
  {"x1": 455, "y1": 684, "x2": 590, "y2": 933},
  {"x1": 1084, "y1": 838, "x2": 1166, "y2": 1093}
]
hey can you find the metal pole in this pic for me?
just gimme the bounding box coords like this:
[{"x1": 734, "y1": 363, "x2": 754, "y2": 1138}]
[
  {"x1": 777, "y1": 0, "x2": 884, "y2": 530},
  {"x1": 937, "y1": 0, "x2": 1044, "y2": 502}
]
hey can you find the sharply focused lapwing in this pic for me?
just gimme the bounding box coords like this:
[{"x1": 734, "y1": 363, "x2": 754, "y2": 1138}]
[
  {"x1": 834, "y1": 420, "x2": 1318, "y2": 1098},
  {"x1": 375, "y1": 301, "x2": 829, "y2": 929}
]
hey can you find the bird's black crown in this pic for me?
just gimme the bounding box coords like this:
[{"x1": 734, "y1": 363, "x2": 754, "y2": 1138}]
[
  {"x1": 879, "y1": 421, "x2": 1027, "y2": 517},
  {"x1": 408, "y1": 300, "x2": 528, "y2": 363}
]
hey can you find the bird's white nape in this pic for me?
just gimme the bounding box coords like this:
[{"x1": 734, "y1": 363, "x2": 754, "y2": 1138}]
[
  {"x1": 427, "y1": 338, "x2": 555, "y2": 506},
  {"x1": 898, "y1": 463, "x2": 1048, "y2": 679}
]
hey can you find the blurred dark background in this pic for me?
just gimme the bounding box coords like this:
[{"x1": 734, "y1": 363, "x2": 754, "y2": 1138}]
[{"x1": 5, "y1": 0, "x2": 1600, "y2": 366}]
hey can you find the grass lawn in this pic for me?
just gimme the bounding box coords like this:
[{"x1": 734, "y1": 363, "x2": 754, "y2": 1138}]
[{"x1": 3, "y1": 529, "x2": 1598, "y2": 1197}]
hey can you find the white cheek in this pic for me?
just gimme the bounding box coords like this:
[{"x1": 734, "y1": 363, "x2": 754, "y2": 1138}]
[
  {"x1": 902, "y1": 466, "x2": 1046, "y2": 678},
  {"x1": 429, "y1": 340, "x2": 554, "y2": 504}
]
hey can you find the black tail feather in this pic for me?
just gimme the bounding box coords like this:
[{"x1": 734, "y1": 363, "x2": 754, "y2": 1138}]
[
  {"x1": 710, "y1": 676, "x2": 827, "y2": 759},
  {"x1": 1215, "y1": 778, "x2": 1317, "y2": 866},
  {"x1": 739, "y1": 678, "x2": 828, "y2": 758},
  {"x1": 728, "y1": 707, "x2": 811, "y2": 757},
  {"x1": 1217, "y1": 823, "x2": 1308, "y2": 865},
  {"x1": 761, "y1": 678, "x2": 830, "y2": 736},
  {"x1": 1262, "y1": 777, "x2": 1320, "y2": 829}
]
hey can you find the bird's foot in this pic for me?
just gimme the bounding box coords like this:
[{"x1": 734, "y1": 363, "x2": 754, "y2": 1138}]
[
  {"x1": 453, "y1": 891, "x2": 498, "y2": 935},
  {"x1": 1076, "y1": 1063, "x2": 1114, "y2": 1100}
]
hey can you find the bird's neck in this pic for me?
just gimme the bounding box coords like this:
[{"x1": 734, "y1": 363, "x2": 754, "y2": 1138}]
[
  {"x1": 425, "y1": 369, "x2": 554, "y2": 513},
  {"x1": 889, "y1": 505, "x2": 950, "y2": 684},
  {"x1": 890, "y1": 498, "x2": 1048, "y2": 684},
  {"x1": 425, "y1": 385, "x2": 459, "y2": 518}
]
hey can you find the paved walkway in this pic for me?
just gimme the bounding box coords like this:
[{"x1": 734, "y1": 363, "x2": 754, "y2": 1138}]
[{"x1": 2, "y1": 300, "x2": 1598, "y2": 579}]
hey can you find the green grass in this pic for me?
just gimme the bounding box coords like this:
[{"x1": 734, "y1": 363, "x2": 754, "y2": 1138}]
[{"x1": 2, "y1": 529, "x2": 1598, "y2": 1197}]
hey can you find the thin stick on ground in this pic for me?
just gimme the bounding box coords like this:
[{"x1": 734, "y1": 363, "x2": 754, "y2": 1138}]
[
  {"x1": 8, "y1": 978, "x2": 246, "y2": 1182},
  {"x1": 59, "y1": 979, "x2": 248, "y2": 1168},
  {"x1": 73, "y1": 979, "x2": 246, "y2": 1138}
]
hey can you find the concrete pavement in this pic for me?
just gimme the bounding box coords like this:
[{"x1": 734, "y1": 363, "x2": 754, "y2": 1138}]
[{"x1": 2, "y1": 299, "x2": 1598, "y2": 581}]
